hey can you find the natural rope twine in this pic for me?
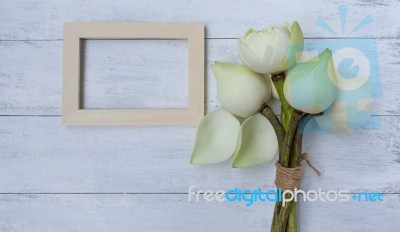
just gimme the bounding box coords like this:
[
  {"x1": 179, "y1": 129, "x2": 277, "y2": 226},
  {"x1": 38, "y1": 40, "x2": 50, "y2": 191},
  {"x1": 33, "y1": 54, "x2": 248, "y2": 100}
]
[{"x1": 274, "y1": 153, "x2": 321, "y2": 191}]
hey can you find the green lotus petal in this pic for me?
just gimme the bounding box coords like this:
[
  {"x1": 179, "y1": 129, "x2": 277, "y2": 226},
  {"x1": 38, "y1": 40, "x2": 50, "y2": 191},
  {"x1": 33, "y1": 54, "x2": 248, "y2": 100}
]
[
  {"x1": 289, "y1": 21, "x2": 304, "y2": 47},
  {"x1": 244, "y1": 28, "x2": 255, "y2": 36},
  {"x1": 284, "y1": 48, "x2": 338, "y2": 114},
  {"x1": 287, "y1": 21, "x2": 304, "y2": 68},
  {"x1": 232, "y1": 113, "x2": 278, "y2": 168},
  {"x1": 190, "y1": 109, "x2": 240, "y2": 164}
]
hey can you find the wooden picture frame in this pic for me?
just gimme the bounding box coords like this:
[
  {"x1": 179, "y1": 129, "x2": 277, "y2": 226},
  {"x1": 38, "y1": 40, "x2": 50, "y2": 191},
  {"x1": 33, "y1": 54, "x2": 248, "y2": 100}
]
[{"x1": 62, "y1": 22, "x2": 204, "y2": 125}]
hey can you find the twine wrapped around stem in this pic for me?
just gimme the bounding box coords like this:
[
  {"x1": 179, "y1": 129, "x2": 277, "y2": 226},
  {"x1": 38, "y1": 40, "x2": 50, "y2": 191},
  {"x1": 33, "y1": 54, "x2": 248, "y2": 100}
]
[
  {"x1": 274, "y1": 162, "x2": 303, "y2": 191},
  {"x1": 274, "y1": 154, "x2": 321, "y2": 191}
]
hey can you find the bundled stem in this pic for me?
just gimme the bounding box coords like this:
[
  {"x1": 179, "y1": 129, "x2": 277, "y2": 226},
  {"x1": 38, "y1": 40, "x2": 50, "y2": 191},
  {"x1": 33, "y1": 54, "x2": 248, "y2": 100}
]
[
  {"x1": 273, "y1": 112, "x2": 303, "y2": 232},
  {"x1": 286, "y1": 132, "x2": 304, "y2": 232},
  {"x1": 264, "y1": 73, "x2": 306, "y2": 232},
  {"x1": 280, "y1": 112, "x2": 303, "y2": 167}
]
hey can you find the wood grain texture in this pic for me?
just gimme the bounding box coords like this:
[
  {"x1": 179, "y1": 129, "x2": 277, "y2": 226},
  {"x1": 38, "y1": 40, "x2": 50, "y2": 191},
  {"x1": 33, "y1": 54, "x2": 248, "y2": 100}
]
[
  {"x1": 82, "y1": 39, "x2": 188, "y2": 109},
  {"x1": 1, "y1": 0, "x2": 400, "y2": 231},
  {"x1": 0, "y1": 0, "x2": 399, "y2": 40},
  {"x1": 0, "y1": 38, "x2": 399, "y2": 115},
  {"x1": 0, "y1": 116, "x2": 399, "y2": 193},
  {"x1": 62, "y1": 23, "x2": 204, "y2": 125},
  {"x1": 1, "y1": 194, "x2": 399, "y2": 232}
]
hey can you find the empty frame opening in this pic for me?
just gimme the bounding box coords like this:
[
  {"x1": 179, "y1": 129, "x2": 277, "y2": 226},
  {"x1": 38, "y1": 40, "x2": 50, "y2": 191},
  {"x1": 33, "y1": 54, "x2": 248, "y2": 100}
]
[{"x1": 80, "y1": 39, "x2": 189, "y2": 110}]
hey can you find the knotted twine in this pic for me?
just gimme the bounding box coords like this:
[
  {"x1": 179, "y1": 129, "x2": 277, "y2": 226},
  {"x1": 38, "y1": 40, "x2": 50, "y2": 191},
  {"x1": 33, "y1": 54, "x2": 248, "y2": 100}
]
[{"x1": 274, "y1": 153, "x2": 321, "y2": 191}]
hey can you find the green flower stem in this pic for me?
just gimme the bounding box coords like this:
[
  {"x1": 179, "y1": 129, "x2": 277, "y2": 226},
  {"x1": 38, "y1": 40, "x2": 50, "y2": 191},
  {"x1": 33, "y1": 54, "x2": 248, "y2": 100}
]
[
  {"x1": 259, "y1": 104, "x2": 290, "y2": 232},
  {"x1": 290, "y1": 132, "x2": 303, "y2": 168},
  {"x1": 271, "y1": 73, "x2": 293, "y2": 131},
  {"x1": 273, "y1": 111, "x2": 303, "y2": 232},
  {"x1": 270, "y1": 73, "x2": 288, "y2": 232},
  {"x1": 280, "y1": 111, "x2": 302, "y2": 167},
  {"x1": 287, "y1": 203, "x2": 297, "y2": 232},
  {"x1": 275, "y1": 201, "x2": 295, "y2": 232},
  {"x1": 271, "y1": 202, "x2": 282, "y2": 232},
  {"x1": 260, "y1": 104, "x2": 285, "y2": 151},
  {"x1": 271, "y1": 73, "x2": 290, "y2": 113},
  {"x1": 283, "y1": 115, "x2": 310, "y2": 232},
  {"x1": 270, "y1": 72, "x2": 304, "y2": 232},
  {"x1": 286, "y1": 131, "x2": 303, "y2": 232}
]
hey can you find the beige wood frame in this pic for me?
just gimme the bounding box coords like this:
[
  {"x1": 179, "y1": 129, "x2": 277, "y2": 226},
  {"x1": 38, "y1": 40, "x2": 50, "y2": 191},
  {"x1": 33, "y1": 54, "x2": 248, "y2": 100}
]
[{"x1": 62, "y1": 22, "x2": 204, "y2": 125}]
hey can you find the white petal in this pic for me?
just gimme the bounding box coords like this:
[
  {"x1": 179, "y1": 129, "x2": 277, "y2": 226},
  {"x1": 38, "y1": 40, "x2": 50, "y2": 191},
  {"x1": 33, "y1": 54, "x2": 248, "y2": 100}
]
[
  {"x1": 233, "y1": 114, "x2": 278, "y2": 168},
  {"x1": 212, "y1": 62, "x2": 271, "y2": 117},
  {"x1": 239, "y1": 40, "x2": 273, "y2": 73},
  {"x1": 268, "y1": 27, "x2": 291, "y2": 73},
  {"x1": 190, "y1": 109, "x2": 240, "y2": 164}
]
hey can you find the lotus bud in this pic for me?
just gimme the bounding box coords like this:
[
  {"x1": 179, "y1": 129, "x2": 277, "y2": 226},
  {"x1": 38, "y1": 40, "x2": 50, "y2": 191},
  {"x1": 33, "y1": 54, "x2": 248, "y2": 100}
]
[
  {"x1": 233, "y1": 113, "x2": 278, "y2": 168},
  {"x1": 211, "y1": 62, "x2": 271, "y2": 117},
  {"x1": 283, "y1": 48, "x2": 338, "y2": 114},
  {"x1": 239, "y1": 21, "x2": 304, "y2": 74},
  {"x1": 190, "y1": 109, "x2": 240, "y2": 164}
]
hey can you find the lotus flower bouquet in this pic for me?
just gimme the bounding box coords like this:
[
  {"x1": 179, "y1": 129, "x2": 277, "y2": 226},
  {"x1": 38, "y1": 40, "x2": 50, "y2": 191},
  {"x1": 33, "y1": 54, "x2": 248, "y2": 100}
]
[{"x1": 190, "y1": 21, "x2": 371, "y2": 231}]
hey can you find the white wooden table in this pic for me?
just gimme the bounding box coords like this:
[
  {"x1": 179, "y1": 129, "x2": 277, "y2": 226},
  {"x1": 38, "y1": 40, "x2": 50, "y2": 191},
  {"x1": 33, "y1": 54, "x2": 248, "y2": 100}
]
[{"x1": 1, "y1": 0, "x2": 400, "y2": 231}]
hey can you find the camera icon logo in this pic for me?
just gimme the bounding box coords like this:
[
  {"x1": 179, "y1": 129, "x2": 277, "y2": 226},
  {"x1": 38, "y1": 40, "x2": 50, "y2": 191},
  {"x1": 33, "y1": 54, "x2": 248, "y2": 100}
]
[{"x1": 301, "y1": 5, "x2": 382, "y2": 134}]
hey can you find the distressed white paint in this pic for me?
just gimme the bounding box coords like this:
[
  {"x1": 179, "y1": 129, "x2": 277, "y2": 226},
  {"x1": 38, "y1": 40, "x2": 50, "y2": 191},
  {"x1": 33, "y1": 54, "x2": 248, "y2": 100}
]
[
  {"x1": 0, "y1": 194, "x2": 399, "y2": 232},
  {"x1": 0, "y1": 116, "x2": 399, "y2": 193},
  {"x1": 0, "y1": 0, "x2": 399, "y2": 39},
  {"x1": 82, "y1": 39, "x2": 189, "y2": 109},
  {"x1": 0, "y1": 39, "x2": 399, "y2": 115},
  {"x1": 0, "y1": 0, "x2": 400, "y2": 231}
]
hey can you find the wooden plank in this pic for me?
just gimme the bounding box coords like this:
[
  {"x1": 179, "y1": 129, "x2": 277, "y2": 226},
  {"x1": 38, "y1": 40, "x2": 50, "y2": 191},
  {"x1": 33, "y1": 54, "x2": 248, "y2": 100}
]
[
  {"x1": 0, "y1": 116, "x2": 399, "y2": 193},
  {"x1": 1, "y1": 1, "x2": 398, "y2": 231},
  {"x1": 0, "y1": 194, "x2": 399, "y2": 232},
  {"x1": 0, "y1": 0, "x2": 399, "y2": 40},
  {"x1": 0, "y1": 39, "x2": 399, "y2": 115}
]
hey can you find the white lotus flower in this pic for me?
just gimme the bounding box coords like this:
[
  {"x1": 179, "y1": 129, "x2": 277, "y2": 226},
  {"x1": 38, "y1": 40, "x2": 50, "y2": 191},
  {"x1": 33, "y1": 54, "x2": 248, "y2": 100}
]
[
  {"x1": 283, "y1": 48, "x2": 338, "y2": 114},
  {"x1": 233, "y1": 113, "x2": 278, "y2": 168},
  {"x1": 211, "y1": 62, "x2": 272, "y2": 117},
  {"x1": 239, "y1": 21, "x2": 304, "y2": 74},
  {"x1": 190, "y1": 109, "x2": 240, "y2": 164}
]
